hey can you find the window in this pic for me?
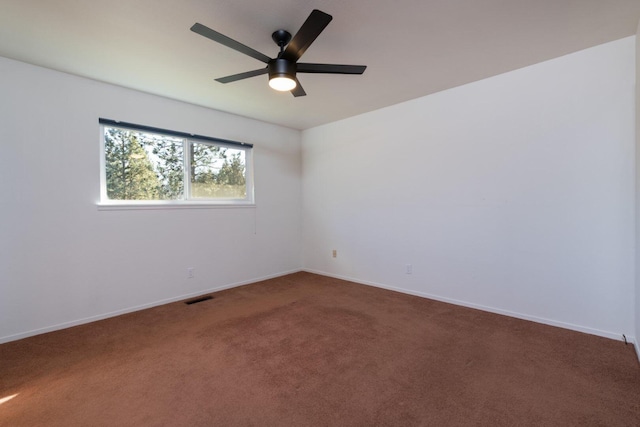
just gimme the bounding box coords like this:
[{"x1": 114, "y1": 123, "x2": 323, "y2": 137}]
[{"x1": 99, "y1": 119, "x2": 253, "y2": 206}]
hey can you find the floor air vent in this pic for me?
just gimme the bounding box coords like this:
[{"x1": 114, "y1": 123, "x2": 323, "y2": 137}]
[{"x1": 185, "y1": 295, "x2": 214, "y2": 305}]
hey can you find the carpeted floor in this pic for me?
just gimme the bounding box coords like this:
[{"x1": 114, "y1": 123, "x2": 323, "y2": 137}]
[{"x1": 1, "y1": 272, "x2": 639, "y2": 426}]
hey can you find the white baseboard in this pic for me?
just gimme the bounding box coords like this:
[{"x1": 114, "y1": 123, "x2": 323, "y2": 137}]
[
  {"x1": 0, "y1": 269, "x2": 302, "y2": 344},
  {"x1": 3, "y1": 268, "x2": 636, "y2": 352},
  {"x1": 302, "y1": 268, "x2": 635, "y2": 345}
]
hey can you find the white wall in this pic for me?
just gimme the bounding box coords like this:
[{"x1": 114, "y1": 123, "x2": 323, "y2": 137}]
[
  {"x1": 1, "y1": 37, "x2": 636, "y2": 347},
  {"x1": 0, "y1": 57, "x2": 302, "y2": 343},
  {"x1": 302, "y1": 37, "x2": 636, "y2": 341}
]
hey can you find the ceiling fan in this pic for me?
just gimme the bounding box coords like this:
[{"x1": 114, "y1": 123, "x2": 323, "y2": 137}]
[{"x1": 190, "y1": 9, "x2": 367, "y2": 97}]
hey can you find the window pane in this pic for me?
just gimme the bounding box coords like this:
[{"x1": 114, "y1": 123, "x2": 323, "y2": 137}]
[
  {"x1": 190, "y1": 142, "x2": 247, "y2": 199},
  {"x1": 104, "y1": 127, "x2": 184, "y2": 200},
  {"x1": 141, "y1": 133, "x2": 185, "y2": 200}
]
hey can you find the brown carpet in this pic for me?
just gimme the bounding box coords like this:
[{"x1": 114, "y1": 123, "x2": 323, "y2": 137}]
[{"x1": 1, "y1": 272, "x2": 639, "y2": 426}]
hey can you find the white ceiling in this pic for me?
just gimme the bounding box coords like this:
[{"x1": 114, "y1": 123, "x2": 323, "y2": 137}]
[{"x1": 1, "y1": 1, "x2": 639, "y2": 130}]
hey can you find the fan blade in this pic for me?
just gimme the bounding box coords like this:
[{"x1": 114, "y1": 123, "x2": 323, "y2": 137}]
[
  {"x1": 291, "y1": 78, "x2": 306, "y2": 97},
  {"x1": 297, "y1": 63, "x2": 367, "y2": 74},
  {"x1": 281, "y1": 10, "x2": 332, "y2": 62},
  {"x1": 191, "y1": 23, "x2": 272, "y2": 64},
  {"x1": 215, "y1": 68, "x2": 268, "y2": 84}
]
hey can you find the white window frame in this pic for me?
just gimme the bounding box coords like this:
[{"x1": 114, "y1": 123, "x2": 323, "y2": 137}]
[{"x1": 98, "y1": 119, "x2": 254, "y2": 209}]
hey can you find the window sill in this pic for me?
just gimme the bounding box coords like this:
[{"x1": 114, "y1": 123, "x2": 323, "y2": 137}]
[{"x1": 97, "y1": 201, "x2": 256, "y2": 211}]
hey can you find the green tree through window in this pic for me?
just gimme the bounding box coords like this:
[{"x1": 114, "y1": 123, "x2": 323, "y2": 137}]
[
  {"x1": 104, "y1": 128, "x2": 161, "y2": 200},
  {"x1": 190, "y1": 142, "x2": 246, "y2": 199}
]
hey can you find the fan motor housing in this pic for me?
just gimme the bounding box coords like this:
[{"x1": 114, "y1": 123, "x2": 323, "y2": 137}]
[{"x1": 268, "y1": 58, "x2": 297, "y2": 79}]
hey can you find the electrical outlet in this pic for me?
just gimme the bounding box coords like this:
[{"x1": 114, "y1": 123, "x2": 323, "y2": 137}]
[
  {"x1": 405, "y1": 264, "x2": 413, "y2": 275},
  {"x1": 187, "y1": 268, "x2": 194, "y2": 279},
  {"x1": 332, "y1": 249, "x2": 337, "y2": 258}
]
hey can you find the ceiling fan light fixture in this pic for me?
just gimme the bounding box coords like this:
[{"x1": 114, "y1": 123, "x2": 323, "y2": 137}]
[
  {"x1": 191, "y1": 10, "x2": 366, "y2": 97},
  {"x1": 269, "y1": 76, "x2": 296, "y2": 91},
  {"x1": 268, "y1": 58, "x2": 297, "y2": 92}
]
